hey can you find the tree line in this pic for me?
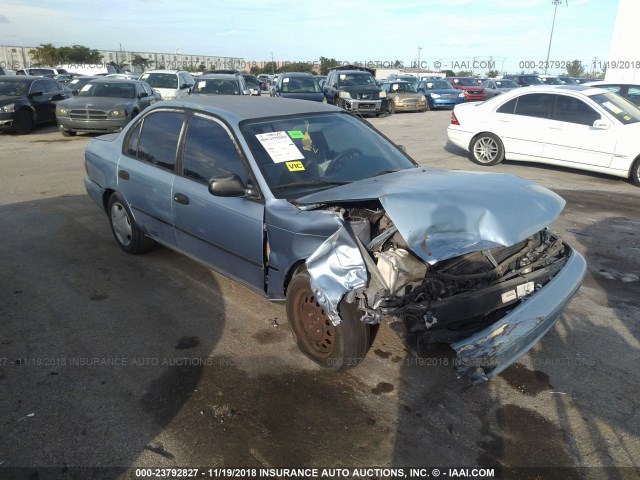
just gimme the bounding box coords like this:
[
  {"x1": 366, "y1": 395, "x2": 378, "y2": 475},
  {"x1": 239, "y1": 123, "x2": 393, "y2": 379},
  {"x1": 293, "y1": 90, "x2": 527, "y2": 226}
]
[{"x1": 26, "y1": 44, "x2": 600, "y2": 78}]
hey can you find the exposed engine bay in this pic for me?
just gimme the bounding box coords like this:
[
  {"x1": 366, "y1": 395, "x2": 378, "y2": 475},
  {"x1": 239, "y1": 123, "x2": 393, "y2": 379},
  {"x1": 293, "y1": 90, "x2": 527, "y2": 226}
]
[{"x1": 321, "y1": 203, "x2": 569, "y2": 344}]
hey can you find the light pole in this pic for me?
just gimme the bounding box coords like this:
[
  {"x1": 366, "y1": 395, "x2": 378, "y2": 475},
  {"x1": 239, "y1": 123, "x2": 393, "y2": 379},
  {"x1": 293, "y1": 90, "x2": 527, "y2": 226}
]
[
  {"x1": 271, "y1": 51, "x2": 274, "y2": 75},
  {"x1": 417, "y1": 47, "x2": 422, "y2": 71},
  {"x1": 544, "y1": 0, "x2": 564, "y2": 74}
]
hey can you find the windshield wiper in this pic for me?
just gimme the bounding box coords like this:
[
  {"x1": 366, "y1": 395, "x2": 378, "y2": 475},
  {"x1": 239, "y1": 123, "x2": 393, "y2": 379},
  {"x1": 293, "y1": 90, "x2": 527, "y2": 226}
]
[
  {"x1": 372, "y1": 168, "x2": 402, "y2": 177},
  {"x1": 277, "y1": 179, "x2": 351, "y2": 190}
]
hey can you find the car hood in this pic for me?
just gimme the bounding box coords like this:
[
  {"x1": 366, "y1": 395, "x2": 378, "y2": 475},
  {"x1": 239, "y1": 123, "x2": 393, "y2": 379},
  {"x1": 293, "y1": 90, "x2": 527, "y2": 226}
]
[
  {"x1": 426, "y1": 89, "x2": 461, "y2": 95},
  {"x1": 296, "y1": 168, "x2": 565, "y2": 263},
  {"x1": 340, "y1": 85, "x2": 382, "y2": 94},
  {"x1": 58, "y1": 97, "x2": 135, "y2": 109},
  {"x1": 281, "y1": 92, "x2": 325, "y2": 102}
]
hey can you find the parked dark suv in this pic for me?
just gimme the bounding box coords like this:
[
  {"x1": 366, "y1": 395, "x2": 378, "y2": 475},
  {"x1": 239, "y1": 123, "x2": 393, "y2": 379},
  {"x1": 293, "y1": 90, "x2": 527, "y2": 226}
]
[
  {"x1": 502, "y1": 74, "x2": 545, "y2": 87},
  {"x1": 323, "y1": 66, "x2": 388, "y2": 116}
]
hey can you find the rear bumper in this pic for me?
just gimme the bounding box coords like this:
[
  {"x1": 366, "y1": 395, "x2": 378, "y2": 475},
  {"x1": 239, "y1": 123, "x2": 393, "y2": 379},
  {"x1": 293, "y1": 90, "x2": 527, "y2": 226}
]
[
  {"x1": 446, "y1": 125, "x2": 474, "y2": 152},
  {"x1": 452, "y1": 247, "x2": 586, "y2": 383},
  {"x1": 84, "y1": 176, "x2": 105, "y2": 211}
]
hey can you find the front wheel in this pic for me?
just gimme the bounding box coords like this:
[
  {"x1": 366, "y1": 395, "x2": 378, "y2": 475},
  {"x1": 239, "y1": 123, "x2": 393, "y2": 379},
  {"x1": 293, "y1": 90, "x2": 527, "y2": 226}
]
[
  {"x1": 107, "y1": 193, "x2": 155, "y2": 254},
  {"x1": 14, "y1": 109, "x2": 33, "y2": 134},
  {"x1": 61, "y1": 129, "x2": 76, "y2": 137},
  {"x1": 388, "y1": 101, "x2": 396, "y2": 115},
  {"x1": 286, "y1": 267, "x2": 372, "y2": 371},
  {"x1": 631, "y1": 157, "x2": 640, "y2": 187},
  {"x1": 470, "y1": 132, "x2": 505, "y2": 166}
]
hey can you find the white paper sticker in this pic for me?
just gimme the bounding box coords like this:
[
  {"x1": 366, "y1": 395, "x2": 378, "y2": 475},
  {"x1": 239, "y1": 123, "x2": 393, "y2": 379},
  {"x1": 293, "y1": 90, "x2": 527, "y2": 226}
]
[
  {"x1": 255, "y1": 131, "x2": 305, "y2": 163},
  {"x1": 81, "y1": 84, "x2": 92, "y2": 92},
  {"x1": 602, "y1": 101, "x2": 622, "y2": 115},
  {"x1": 198, "y1": 80, "x2": 206, "y2": 88},
  {"x1": 516, "y1": 281, "x2": 535, "y2": 298},
  {"x1": 283, "y1": 78, "x2": 290, "y2": 83},
  {"x1": 501, "y1": 290, "x2": 517, "y2": 303}
]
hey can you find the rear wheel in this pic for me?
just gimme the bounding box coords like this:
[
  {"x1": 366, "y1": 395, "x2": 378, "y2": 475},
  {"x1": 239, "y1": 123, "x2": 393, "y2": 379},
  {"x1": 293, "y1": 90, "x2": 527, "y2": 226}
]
[
  {"x1": 470, "y1": 132, "x2": 505, "y2": 166},
  {"x1": 107, "y1": 193, "x2": 155, "y2": 254},
  {"x1": 286, "y1": 267, "x2": 371, "y2": 371},
  {"x1": 631, "y1": 157, "x2": 640, "y2": 186},
  {"x1": 61, "y1": 129, "x2": 76, "y2": 137},
  {"x1": 14, "y1": 109, "x2": 33, "y2": 134}
]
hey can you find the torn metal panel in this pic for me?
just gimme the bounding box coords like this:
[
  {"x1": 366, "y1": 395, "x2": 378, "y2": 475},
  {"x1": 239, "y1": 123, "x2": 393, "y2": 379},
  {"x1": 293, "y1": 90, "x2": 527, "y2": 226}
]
[
  {"x1": 296, "y1": 168, "x2": 566, "y2": 263},
  {"x1": 452, "y1": 247, "x2": 587, "y2": 384},
  {"x1": 305, "y1": 223, "x2": 368, "y2": 325}
]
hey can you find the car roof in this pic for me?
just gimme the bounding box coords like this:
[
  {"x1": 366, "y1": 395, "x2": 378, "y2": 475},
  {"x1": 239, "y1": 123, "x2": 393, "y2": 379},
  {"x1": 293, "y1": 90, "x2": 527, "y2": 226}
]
[
  {"x1": 158, "y1": 95, "x2": 339, "y2": 123},
  {"x1": 497, "y1": 84, "x2": 610, "y2": 96},
  {"x1": 142, "y1": 70, "x2": 185, "y2": 74},
  {"x1": 280, "y1": 72, "x2": 314, "y2": 77},
  {"x1": 1, "y1": 75, "x2": 36, "y2": 83},
  {"x1": 199, "y1": 74, "x2": 241, "y2": 79},
  {"x1": 86, "y1": 77, "x2": 141, "y2": 84}
]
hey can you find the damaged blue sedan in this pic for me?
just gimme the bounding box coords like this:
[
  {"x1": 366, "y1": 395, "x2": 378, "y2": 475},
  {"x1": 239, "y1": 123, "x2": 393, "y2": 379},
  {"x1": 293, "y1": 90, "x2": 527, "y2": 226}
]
[{"x1": 84, "y1": 96, "x2": 586, "y2": 383}]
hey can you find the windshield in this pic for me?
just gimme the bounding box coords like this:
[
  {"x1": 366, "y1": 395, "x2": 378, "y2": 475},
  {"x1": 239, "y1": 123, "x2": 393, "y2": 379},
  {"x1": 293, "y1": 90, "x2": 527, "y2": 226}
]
[
  {"x1": 542, "y1": 77, "x2": 565, "y2": 85},
  {"x1": 0, "y1": 79, "x2": 29, "y2": 96},
  {"x1": 78, "y1": 82, "x2": 135, "y2": 98},
  {"x1": 423, "y1": 80, "x2": 453, "y2": 90},
  {"x1": 338, "y1": 73, "x2": 376, "y2": 86},
  {"x1": 519, "y1": 76, "x2": 544, "y2": 86},
  {"x1": 281, "y1": 76, "x2": 320, "y2": 93},
  {"x1": 192, "y1": 78, "x2": 240, "y2": 95},
  {"x1": 139, "y1": 73, "x2": 178, "y2": 89},
  {"x1": 494, "y1": 80, "x2": 518, "y2": 88},
  {"x1": 451, "y1": 77, "x2": 478, "y2": 86},
  {"x1": 243, "y1": 76, "x2": 259, "y2": 88},
  {"x1": 589, "y1": 92, "x2": 640, "y2": 125},
  {"x1": 241, "y1": 113, "x2": 416, "y2": 199},
  {"x1": 387, "y1": 82, "x2": 418, "y2": 93}
]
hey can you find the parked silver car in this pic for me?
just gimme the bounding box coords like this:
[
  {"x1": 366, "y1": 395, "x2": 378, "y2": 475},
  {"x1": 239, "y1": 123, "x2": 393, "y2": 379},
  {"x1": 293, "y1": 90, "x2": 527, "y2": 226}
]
[
  {"x1": 482, "y1": 79, "x2": 519, "y2": 98},
  {"x1": 84, "y1": 96, "x2": 586, "y2": 383}
]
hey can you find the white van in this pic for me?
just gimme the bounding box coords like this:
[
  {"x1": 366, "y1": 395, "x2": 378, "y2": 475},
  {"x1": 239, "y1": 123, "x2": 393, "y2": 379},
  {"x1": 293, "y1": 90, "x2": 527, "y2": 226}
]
[{"x1": 138, "y1": 70, "x2": 195, "y2": 100}]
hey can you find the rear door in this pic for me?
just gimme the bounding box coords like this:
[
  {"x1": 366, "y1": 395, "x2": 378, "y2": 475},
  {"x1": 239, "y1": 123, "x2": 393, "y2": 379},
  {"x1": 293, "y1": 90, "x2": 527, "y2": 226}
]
[
  {"x1": 493, "y1": 93, "x2": 552, "y2": 159},
  {"x1": 172, "y1": 113, "x2": 265, "y2": 292},
  {"x1": 117, "y1": 109, "x2": 185, "y2": 247}
]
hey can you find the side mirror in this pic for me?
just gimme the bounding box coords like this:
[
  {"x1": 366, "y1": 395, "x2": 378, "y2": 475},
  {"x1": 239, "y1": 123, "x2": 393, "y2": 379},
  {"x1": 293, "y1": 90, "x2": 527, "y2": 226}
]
[
  {"x1": 72, "y1": 89, "x2": 79, "y2": 95},
  {"x1": 592, "y1": 119, "x2": 610, "y2": 130},
  {"x1": 208, "y1": 174, "x2": 248, "y2": 197}
]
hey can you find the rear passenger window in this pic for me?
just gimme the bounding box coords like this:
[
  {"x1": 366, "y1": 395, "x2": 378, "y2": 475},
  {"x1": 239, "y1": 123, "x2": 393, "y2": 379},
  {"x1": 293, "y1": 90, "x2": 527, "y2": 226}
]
[
  {"x1": 514, "y1": 93, "x2": 551, "y2": 119},
  {"x1": 137, "y1": 111, "x2": 184, "y2": 171},
  {"x1": 553, "y1": 95, "x2": 600, "y2": 126},
  {"x1": 497, "y1": 98, "x2": 517, "y2": 114},
  {"x1": 182, "y1": 115, "x2": 248, "y2": 184}
]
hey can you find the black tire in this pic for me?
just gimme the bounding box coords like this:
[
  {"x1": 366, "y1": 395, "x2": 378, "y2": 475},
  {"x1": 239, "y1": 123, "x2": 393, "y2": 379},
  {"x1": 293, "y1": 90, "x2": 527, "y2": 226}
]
[
  {"x1": 14, "y1": 109, "x2": 33, "y2": 134},
  {"x1": 470, "y1": 132, "x2": 505, "y2": 166},
  {"x1": 61, "y1": 129, "x2": 76, "y2": 137},
  {"x1": 107, "y1": 193, "x2": 155, "y2": 254},
  {"x1": 425, "y1": 100, "x2": 431, "y2": 111},
  {"x1": 286, "y1": 267, "x2": 371, "y2": 371},
  {"x1": 334, "y1": 96, "x2": 341, "y2": 108},
  {"x1": 631, "y1": 157, "x2": 640, "y2": 187},
  {"x1": 388, "y1": 101, "x2": 396, "y2": 115}
]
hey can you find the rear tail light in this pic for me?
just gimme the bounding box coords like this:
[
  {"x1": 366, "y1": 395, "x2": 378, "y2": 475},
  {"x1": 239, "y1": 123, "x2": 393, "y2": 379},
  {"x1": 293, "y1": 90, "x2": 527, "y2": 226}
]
[{"x1": 451, "y1": 111, "x2": 460, "y2": 125}]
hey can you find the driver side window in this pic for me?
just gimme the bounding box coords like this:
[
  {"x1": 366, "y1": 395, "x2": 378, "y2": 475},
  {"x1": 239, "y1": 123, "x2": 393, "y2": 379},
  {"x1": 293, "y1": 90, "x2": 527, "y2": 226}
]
[{"x1": 182, "y1": 115, "x2": 249, "y2": 184}]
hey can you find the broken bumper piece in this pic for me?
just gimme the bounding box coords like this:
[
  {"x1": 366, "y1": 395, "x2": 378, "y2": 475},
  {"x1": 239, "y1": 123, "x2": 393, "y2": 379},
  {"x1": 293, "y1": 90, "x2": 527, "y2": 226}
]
[{"x1": 452, "y1": 247, "x2": 586, "y2": 384}]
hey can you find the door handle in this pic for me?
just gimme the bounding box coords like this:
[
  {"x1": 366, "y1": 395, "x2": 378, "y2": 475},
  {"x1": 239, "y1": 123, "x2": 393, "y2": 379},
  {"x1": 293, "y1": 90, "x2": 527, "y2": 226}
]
[
  {"x1": 174, "y1": 193, "x2": 190, "y2": 205},
  {"x1": 118, "y1": 170, "x2": 130, "y2": 180}
]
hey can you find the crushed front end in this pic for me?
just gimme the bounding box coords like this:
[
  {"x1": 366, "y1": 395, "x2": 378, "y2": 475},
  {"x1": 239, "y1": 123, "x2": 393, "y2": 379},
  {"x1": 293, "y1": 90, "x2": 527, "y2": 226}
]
[{"x1": 306, "y1": 203, "x2": 586, "y2": 384}]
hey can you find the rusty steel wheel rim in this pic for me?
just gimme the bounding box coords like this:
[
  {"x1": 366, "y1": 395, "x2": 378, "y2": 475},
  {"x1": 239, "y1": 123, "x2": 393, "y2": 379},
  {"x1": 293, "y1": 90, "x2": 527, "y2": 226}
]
[{"x1": 295, "y1": 290, "x2": 335, "y2": 357}]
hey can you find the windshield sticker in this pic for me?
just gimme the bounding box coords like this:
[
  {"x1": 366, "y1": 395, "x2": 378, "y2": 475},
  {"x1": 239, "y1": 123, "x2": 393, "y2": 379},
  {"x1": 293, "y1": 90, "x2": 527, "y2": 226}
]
[
  {"x1": 283, "y1": 78, "x2": 290, "y2": 83},
  {"x1": 602, "y1": 101, "x2": 622, "y2": 115},
  {"x1": 255, "y1": 131, "x2": 305, "y2": 163},
  {"x1": 80, "y1": 84, "x2": 92, "y2": 92},
  {"x1": 339, "y1": 74, "x2": 346, "y2": 81},
  {"x1": 198, "y1": 81, "x2": 206, "y2": 88},
  {"x1": 286, "y1": 161, "x2": 305, "y2": 172},
  {"x1": 288, "y1": 130, "x2": 304, "y2": 139},
  {"x1": 624, "y1": 115, "x2": 631, "y2": 120},
  {"x1": 302, "y1": 122, "x2": 319, "y2": 154}
]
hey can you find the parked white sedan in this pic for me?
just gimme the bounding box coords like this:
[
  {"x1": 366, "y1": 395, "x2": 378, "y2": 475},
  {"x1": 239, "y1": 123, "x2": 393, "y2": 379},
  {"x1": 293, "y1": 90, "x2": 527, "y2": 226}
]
[{"x1": 447, "y1": 85, "x2": 640, "y2": 186}]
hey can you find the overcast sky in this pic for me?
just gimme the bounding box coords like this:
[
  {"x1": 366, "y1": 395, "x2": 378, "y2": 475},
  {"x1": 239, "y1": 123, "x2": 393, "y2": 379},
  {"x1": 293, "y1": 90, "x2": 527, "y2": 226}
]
[{"x1": 0, "y1": 0, "x2": 619, "y2": 74}]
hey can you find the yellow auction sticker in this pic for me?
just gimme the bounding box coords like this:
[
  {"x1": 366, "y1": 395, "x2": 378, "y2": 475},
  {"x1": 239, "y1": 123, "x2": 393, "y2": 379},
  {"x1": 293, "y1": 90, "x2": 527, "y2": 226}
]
[{"x1": 286, "y1": 161, "x2": 305, "y2": 172}]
